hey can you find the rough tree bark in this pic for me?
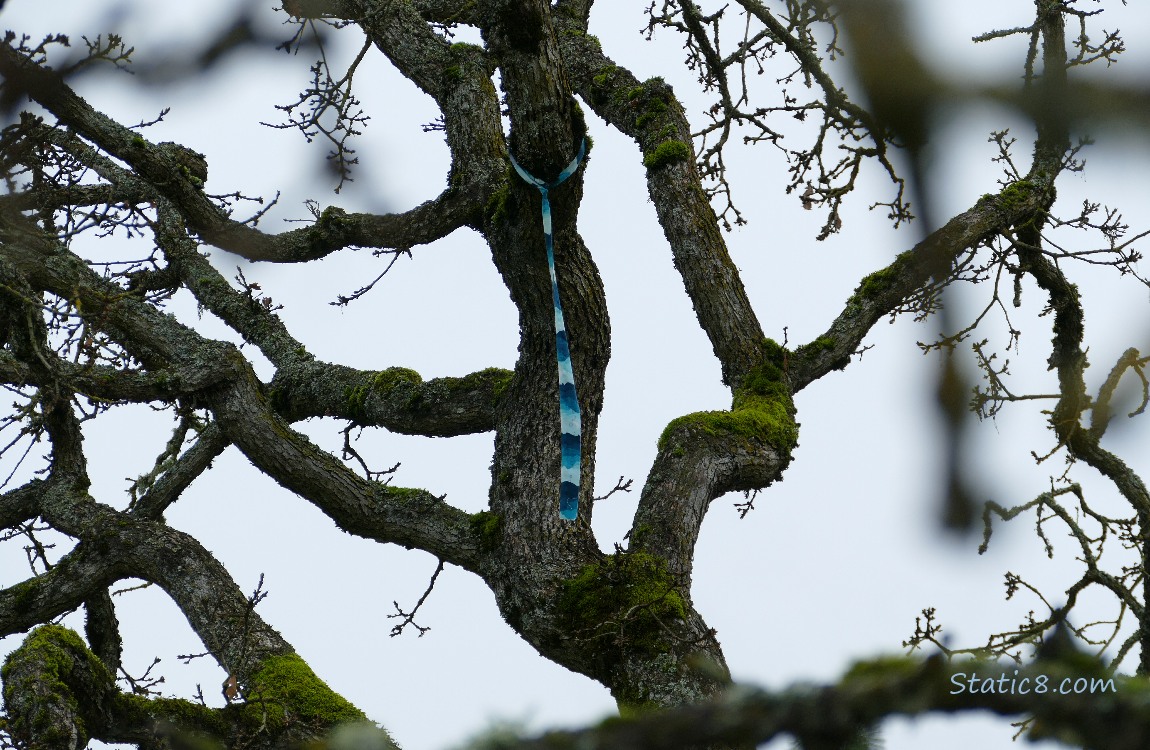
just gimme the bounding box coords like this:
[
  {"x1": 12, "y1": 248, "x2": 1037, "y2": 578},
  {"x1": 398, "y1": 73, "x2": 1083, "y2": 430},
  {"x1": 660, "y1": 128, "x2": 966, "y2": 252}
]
[{"x1": 1, "y1": 1, "x2": 1149, "y2": 749}]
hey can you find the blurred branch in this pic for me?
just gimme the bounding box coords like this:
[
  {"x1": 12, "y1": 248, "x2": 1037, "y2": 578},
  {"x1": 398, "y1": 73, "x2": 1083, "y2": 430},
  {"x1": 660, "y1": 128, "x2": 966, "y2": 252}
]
[{"x1": 325, "y1": 653, "x2": 1149, "y2": 750}]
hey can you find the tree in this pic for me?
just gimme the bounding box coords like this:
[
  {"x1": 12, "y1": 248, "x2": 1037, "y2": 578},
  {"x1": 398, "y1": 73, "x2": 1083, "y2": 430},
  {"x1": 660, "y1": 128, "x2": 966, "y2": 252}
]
[{"x1": 1, "y1": 0, "x2": 1149, "y2": 748}]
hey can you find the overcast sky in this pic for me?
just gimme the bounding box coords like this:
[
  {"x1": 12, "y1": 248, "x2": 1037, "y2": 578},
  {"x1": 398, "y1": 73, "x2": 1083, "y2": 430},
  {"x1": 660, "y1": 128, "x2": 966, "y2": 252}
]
[{"x1": 2, "y1": 2, "x2": 1149, "y2": 749}]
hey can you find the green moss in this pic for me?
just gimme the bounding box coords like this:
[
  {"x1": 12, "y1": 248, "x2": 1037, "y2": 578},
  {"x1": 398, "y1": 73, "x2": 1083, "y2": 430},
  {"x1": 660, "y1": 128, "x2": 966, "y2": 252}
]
[
  {"x1": 634, "y1": 112, "x2": 657, "y2": 129},
  {"x1": 4, "y1": 631, "x2": 366, "y2": 747},
  {"x1": 382, "y1": 486, "x2": 426, "y2": 504},
  {"x1": 443, "y1": 43, "x2": 484, "y2": 82},
  {"x1": 998, "y1": 179, "x2": 1053, "y2": 235},
  {"x1": 248, "y1": 653, "x2": 366, "y2": 729},
  {"x1": 629, "y1": 524, "x2": 652, "y2": 546},
  {"x1": 842, "y1": 656, "x2": 921, "y2": 684},
  {"x1": 848, "y1": 249, "x2": 916, "y2": 310},
  {"x1": 658, "y1": 338, "x2": 798, "y2": 456},
  {"x1": 635, "y1": 97, "x2": 669, "y2": 130},
  {"x1": 556, "y1": 551, "x2": 686, "y2": 655},
  {"x1": 113, "y1": 693, "x2": 232, "y2": 743},
  {"x1": 743, "y1": 338, "x2": 796, "y2": 414},
  {"x1": 317, "y1": 206, "x2": 350, "y2": 229},
  {"x1": 793, "y1": 336, "x2": 848, "y2": 371},
  {"x1": 453, "y1": 367, "x2": 512, "y2": 404},
  {"x1": 660, "y1": 403, "x2": 797, "y2": 455},
  {"x1": 343, "y1": 366, "x2": 508, "y2": 423},
  {"x1": 343, "y1": 367, "x2": 422, "y2": 419},
  {"x1": 309, "y1": 207, "x2": 353, "y2": 254},
  {"x1": 8, "y1": 579, "x2": 37, "y2": 614},
  {"x1": 131, "y1": 135, "x2": 146, "y2": 147},
  {"x1": 794, "y1": 336, "x2": 836, "y2": 358},
  {"x1": 856, "y1": 266, "x2": 899, "y2": 300},
  {"x1": 999, "y1": 179, "x2": 1036, "y2": 210},
  {"x1": 491, "y1": 374, "x2": 510, "y2": 402},
  {"x1": 469, "y1": 510, "x2": 502, "y2": 552},
  {"x1": 178, "y1": 165, "x2": 205, "y2": 189},
  {"x1": 852, "y1": 251, "x2": 908, "y2": 303},
  {"x1": 1, "y1": 625, "x2": 115, "y2": 749},
  {"x1": 591, "y1": 64, "x2": 617, "y2": 90},
  {"x1": 642, "y1": 140, "x2": 691, "y2": 170},
  {"x1": 623, "y1": 78, "x2": 674, "y2": 128},
  {"x1": 485, "y1": 175, "x2": 512, "y2": 225},
  {"x1": 616, "y1": 700, "x2": 659, "y2": 718}
]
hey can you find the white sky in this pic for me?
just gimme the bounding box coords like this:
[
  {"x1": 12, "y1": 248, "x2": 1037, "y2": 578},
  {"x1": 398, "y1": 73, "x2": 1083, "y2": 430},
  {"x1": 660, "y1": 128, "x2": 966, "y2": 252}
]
[{"x1": 2, "y1": 2, "x2": 1149, "y2": 749}]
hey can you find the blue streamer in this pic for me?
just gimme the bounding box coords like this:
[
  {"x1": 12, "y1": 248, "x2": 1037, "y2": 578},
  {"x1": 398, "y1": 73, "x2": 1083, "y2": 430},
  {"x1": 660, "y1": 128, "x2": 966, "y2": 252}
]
[{"x1": 508, "y1": 139, "x2": 587, "y2": 520}]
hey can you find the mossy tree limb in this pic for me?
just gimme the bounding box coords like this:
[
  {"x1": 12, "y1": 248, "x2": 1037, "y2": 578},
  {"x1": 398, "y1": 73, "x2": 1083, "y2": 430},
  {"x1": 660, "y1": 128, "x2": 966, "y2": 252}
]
[
  {"x1": 554, "y1": 28, "x2": 768, "y2": 388},
  {"x1": 784, "y1": 177, "x2": 1059, "y2": 395},
  {"x1": 2, "y1": 626, "x2": 389, "y2": 750},
  {"x1": 439, "y1": 652, "x2": 1145, "y2": 750},
  {"x1": 2, "y1": 2, "x2": 1146, "y2": 749},
  {"x1": 269, "y1": 362, "x2": 513, "y2": 437},
  {"x1": 632, "y1": 339, "x2": 796, "y2": 584}
]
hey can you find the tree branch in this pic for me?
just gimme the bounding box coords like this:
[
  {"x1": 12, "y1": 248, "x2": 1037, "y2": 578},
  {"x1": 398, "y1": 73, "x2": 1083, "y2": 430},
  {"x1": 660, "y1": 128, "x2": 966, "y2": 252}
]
[
  {"x1": 464, "y1": 653, "x2": 1145, "y2": 750},
  {"x1": 0, "y1": 40, "x2": 481, "y2": 262},
  {"x1": 0, "y1": 203, "x2": 485, "y2": 573},
  {"x1": 785, "y1": 182, "x2": 1056, "y2": 394},
  {"x1": 556, "y1": 29, "x2": 766, "y2": 387},
  {"x1": 270, "y1": 361, "x2": 512, "y2": 437},
  {"x1": 206, "y1": 373, "x2": 484, "y2": 572}
]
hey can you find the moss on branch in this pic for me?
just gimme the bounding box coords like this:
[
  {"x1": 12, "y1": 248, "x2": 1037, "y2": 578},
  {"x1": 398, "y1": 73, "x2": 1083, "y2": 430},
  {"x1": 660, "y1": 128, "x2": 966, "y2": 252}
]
[
  {"x1": 658, "y1": 338, "x2": 798, "y2": 459},
  {"x1": 642, "y1": 140, "x2": 691, "y2": 170},
  {"x1": 1, "y1": 626, "x2": 376, "y2": 749},
  {"x1": 556, "y1": 551, "x2": 687, "y2": 655},
  {"x1": 469, "y1": 510, "x2": 503, "y2": 552},
  {"x1": 247, "y1": 653, "x2": 366, "y2": 729}
]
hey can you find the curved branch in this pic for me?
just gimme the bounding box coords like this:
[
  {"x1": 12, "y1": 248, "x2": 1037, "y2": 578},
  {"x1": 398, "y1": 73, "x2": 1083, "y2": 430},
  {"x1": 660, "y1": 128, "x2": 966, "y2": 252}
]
[
  {"x1": 556, "y1": 29, "x2": 765, "y2": 386},
  {"x1": 0, "y1": 480, "x2": 45, "y2": 529},
  {"x1": 205, "y1": 190, "x2": 482, "y2": 262},
  {"x1": 0, "y1": 204, "x2": 485, "y2": 571},
  {"x1": 630, "y1": 424, "x2": 791, "y2": 582},
  {"x1": 0, "y1": 500, "x2": 297, "y2": 683},
  {"x1": 0, "y1": 182, "x2": 153, "y2": 213},
  {"x1": 3, "y1": 623, "x2": 376, "y2": 750},
  {"x1": 153, "y1": 200, "x2": 311, "y2": 369},
  {"x1": 3, "y1": 475, "x2": 367, "y2": 748},
  {"x1": 271, "y1": 361, "x2": 512, "y2": 437},
  {"x1": 351, "y1": 0, "x2": 507, "y2": 184},
  {"x1": 476, "y1": 653, "x2": 1140, "y2": 750},
  {"x1": 128, "y1": 423, "x2": 230, "y2": 519},
  {"x1": 630, "y1": 341, "x2": 796, "y2": 580},
  {"x1": 207, "y1": 372, "x2": 483, "y2": 572},
  {"x1": 0, "y1": 39, "x2": 481, "y2": 262},
  {"x1": 0, "y1": 349, "x2": 233, "y2": 402},
  {"x1": 786, "y1": 184, "x2": 1056, "y2": 394},
  {"x1": 0, "y1": 209, "x2": 242, "y2": 377}
]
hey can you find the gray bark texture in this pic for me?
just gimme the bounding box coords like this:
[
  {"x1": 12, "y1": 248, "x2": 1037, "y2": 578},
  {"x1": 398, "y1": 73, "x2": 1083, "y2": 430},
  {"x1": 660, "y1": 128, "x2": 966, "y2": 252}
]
[{"x1": 2, "y1": 1, "x2": 1149, "y2": 749}]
